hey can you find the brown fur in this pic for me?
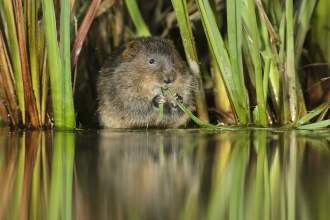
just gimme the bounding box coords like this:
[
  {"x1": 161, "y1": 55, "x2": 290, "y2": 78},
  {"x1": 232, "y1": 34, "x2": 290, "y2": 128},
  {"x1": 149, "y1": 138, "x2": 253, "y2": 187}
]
[{"x1": 96, "y1": 37, "x2": 195, "y2": 128}]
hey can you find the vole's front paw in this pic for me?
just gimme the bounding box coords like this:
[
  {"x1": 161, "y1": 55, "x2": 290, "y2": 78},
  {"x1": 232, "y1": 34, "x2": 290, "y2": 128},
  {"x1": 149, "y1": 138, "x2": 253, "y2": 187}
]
[
  {"x1": 171, "y1": 93, "x2": 183, "y2": 107},
  {"x1": 152, "y1": 95, "x2": 166, "y2": 108}
]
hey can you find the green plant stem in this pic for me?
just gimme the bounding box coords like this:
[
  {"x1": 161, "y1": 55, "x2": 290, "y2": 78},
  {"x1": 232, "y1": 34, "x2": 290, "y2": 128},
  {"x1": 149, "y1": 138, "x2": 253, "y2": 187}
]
[
  {"x1": 294, "y1": 0, "x2": 317, "y2": 65},
  {"x1": 2, "y1": 0, "x2": 25, "y2": 125},
  {"x1": 311, "y1": 0, "x2": 330, "y2": 65},
  {"x1": 195, "y1": 0, "x2": 249, "y2": 124},
  {"x1": 263, "y1": 58, "x2": 270, "y2": 103},
  {"x1": 42, "y1": 0, "x2": 75, "y2": 128},
  {"x1": 227, "y1": 0, "x2": 247, "y2": 119},
  {"x1": 27, "y1": 0, "x2": 41, "y2": 121},
  {"x1": 158, "y1": 88, "x2": 164, "y2": 119},
  {"x1": 278, "y1": 12, "x2": 290, "y2": 124},
  {"x1": 245, "y1": 0, "x2": 267, "y2": 126},
  {"x1": 41, "y1": 0, "x2": 61, "y2": 127},
  {"x1": 15, "y1": 0, "x2": 40, "y2": 127},
  {"x1": 168, "y1": 88, "x2": 220, "y2": 130},
  {"x1": 210, "y1": 57, "x2": 231, "y2": 113},
  {"x1": 0, "y1": 31, "x2": 20, "y2": 126},
  {"x1": 285, "y1": 0, "x2": 298, "y2": 123},
  {"x1": 171, "y1": 0, "x2": 209, "y2": 123},
  {"x1": 60, "y1": 0, "x2": 76, "y2": 128},
  {"x1": 124, "y1": 0, "x2": 151, "y2": 36},
  {"x1": 208, "y1": 1, "x2": 231, "y2": 114},
  {"x1": 70, "y1": 0, "x2": 101, "y2": 71}
]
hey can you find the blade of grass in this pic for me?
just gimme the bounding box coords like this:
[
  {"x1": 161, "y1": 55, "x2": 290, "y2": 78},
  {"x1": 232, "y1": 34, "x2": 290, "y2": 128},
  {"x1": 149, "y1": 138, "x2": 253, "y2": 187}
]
[
  {"x1": 60, "y1": 0, "x2": 76, "y2": 128},
  {"x1": 297, "y1": 120, "x2": 330, "y2": 130},
  {"x1": 281, "y1": 100, "x2": 330, "y2": 129},
  {"x1": 0, "y1": 97, "x2": 6, "y2": 124},
  {"x1": 124, "y1": 0, "x2": 151, "y2": 36},
  {"x1": 38, "y1": 22, "x2": 49, "y2": 126},
  {"x1": 0, "y1": 31, "x2": 19, "y2": 126},
  {"x1": 255, "y1": 0, "x2": 278, "y2": 107},
  {"x1": 296, "y1": 100, "x2": 330, "y2": 126},
  {"x1": 168, "y1": 88, "x2": 224, "y2": 130},
  {"x1": 263, "y1": 58, "x2": 270, "y2": 103},
  {"x1": 256, "y1": 0, "x2": 282, "y2": 122},
  {"x1": 210, "y1": 57, "x2": 231, "y2": 114},
  {"x1": 14, "y1": 0, "x2": 40, "y2": 127},
  {"x1": 27, "y1": 0, "x2": 41, "y2": 121},
  {"x1": 42, "y1": 0, "x2": 76, "y2": 128},
  {"x1": 41, "y1": 0, "x2": 64, "y2": 128},
  {"x1": 208, "y1": 0, "x2": 231, "y2": 115},
  {"x1": 244, "y1": 0, "x2": 267, "y2": 125},
  {"x1": 277, "y1": 12, "x2": 291, "y2": 124},
  {"x1": 195, "y1": 0, "x2": 250, "y2": 125},
  {"x1": 255, "y1": 0, "x2": 279, "y2": 44},
  {"x1": 171, "y1": 0, "x2": 210, "y2": 123},
  {"x1": 285, "y1": 0, "x2": 298, "y2": 123},
  {"x1": 2, "y1": 0, "x2": 25, "y2": 125},
  {"x1": 37, "y1": 21, "x2": 46, "y2": 78},
  {"x1": 294, "y1": 0, "x2": 317, "y2": 65},
  {"x1": 70, "y1": 0, "x2": 101, "y2": 71},
  {"x1": 228, "y1": 0, "x2": 253, "y2": 124},
  {"x1": 271, "y1": 0, "x2": 282, "y2": 28},
  {"x1": 40, "y1": 53, "x2": 49, "y2": 126},
  {"x1": 311, "y1": 0, "x2": 330, "y2": 65}
]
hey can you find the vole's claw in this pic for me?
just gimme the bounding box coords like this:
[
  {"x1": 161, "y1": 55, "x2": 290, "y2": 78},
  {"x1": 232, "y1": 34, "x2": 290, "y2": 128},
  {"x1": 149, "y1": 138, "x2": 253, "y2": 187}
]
[
  {"x1": 152, "y1": 95, "x2": 166, "y2": 107},
  {"x1": 171, "y1": 93, "x2": 183, "y2": 107},
  {"x1": 174, "y1": 93, "x2": 183, "y2": 103}
]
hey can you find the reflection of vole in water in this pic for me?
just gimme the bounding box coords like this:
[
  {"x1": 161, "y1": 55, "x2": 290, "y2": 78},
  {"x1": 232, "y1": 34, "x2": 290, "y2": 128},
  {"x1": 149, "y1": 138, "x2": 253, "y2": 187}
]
[{"x1": 97, "y1": 36, "x2": 195, "y2": 128}]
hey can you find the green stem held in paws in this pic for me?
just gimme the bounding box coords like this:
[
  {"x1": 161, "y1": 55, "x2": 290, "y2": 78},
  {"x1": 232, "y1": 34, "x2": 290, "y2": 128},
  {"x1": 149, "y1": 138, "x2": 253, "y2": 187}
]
[
  {"x1": 167, "y1": 88, "x2": 221, "y2": 130},
  {"x1": 159, "y1": 88, "x2": 164, "y2": 119}
]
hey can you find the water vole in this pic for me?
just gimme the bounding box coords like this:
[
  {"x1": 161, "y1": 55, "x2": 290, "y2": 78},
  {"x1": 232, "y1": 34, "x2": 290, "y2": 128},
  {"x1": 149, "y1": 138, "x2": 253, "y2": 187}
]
[{"x1": 96, "y1": 36, "x2": 195, "y2": 128}]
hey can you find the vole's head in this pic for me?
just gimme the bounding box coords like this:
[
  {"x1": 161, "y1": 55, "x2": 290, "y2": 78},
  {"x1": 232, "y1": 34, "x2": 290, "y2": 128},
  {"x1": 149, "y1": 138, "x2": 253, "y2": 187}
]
[{"x1": 121, "y1": 37, "x2": 190, "y2": 93}]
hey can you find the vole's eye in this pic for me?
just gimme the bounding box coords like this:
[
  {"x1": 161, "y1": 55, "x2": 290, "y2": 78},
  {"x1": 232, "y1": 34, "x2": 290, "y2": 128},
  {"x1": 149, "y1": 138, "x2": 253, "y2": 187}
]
[{"x1": 149, "y1": 59, "x2": 155, "y2": 64}]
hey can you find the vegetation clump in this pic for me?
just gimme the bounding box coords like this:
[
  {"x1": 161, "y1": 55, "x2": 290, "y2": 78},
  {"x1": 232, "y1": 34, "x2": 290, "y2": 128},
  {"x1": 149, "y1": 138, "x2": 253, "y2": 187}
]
[{"x1": 0, "y1": 0, "x2": 329, "y2": 130}]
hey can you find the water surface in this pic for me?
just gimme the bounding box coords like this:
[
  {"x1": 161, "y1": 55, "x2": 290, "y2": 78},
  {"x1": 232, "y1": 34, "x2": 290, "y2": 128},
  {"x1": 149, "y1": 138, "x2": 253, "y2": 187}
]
[{"x1": 0, "y1": 127, "x2": 329, "y2": 220}]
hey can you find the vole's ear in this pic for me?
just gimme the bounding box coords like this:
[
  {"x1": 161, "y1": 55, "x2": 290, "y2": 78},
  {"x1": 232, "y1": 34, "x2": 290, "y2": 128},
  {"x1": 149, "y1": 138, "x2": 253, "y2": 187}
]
[
  {"x1": 166, "y1": 39, "x2": 176, "y2": 48},
  {"x1": 122, "y1": 40, "x2": 140, "y2": 60}
]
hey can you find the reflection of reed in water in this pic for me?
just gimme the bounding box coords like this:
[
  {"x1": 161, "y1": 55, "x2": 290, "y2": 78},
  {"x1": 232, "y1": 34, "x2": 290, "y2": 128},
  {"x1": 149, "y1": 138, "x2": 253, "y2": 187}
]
[
  {"x1": 1, "y1": 129, "x2": 330, "y2": 219},
  {"x1": 75, "y1": 130, "x2": 330, "y2": 220},
  {"x1": 0, "y1": 128, "x2": 75, "y2": 220}
]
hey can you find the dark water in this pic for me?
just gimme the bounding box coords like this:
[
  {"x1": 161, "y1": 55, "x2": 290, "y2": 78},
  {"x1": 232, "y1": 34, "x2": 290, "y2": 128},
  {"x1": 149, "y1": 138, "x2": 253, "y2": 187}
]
[{"x1": 0, "y1": 127, "x2": 329, "y2": 220}]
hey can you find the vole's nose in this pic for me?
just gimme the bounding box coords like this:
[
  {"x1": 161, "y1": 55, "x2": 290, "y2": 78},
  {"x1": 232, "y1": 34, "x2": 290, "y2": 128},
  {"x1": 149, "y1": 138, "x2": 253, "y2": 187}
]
[{"x1": 164, "y1": 77, "x2": 172, "y2": 84}]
